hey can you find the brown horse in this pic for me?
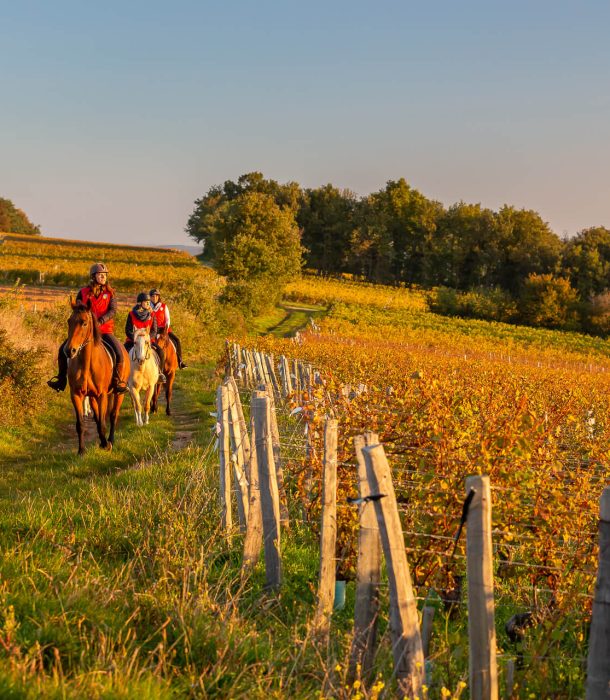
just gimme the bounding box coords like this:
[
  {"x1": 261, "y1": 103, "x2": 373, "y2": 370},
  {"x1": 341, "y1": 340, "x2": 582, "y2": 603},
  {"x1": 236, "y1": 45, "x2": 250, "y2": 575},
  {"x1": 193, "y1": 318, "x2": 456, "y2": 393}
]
[
  {"x1": 65, "y1": 298, "x2": 130, "y2": 454},
  {"x1": 151, "y1": 326, "x2": 178, "y2": 416}
]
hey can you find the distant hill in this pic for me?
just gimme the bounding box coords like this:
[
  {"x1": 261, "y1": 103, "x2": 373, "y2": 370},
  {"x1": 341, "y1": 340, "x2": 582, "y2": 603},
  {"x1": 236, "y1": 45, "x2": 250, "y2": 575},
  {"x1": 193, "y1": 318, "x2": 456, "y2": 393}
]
[{"x1": 159, "y1": 243, "x2": 202, "y2": 256}]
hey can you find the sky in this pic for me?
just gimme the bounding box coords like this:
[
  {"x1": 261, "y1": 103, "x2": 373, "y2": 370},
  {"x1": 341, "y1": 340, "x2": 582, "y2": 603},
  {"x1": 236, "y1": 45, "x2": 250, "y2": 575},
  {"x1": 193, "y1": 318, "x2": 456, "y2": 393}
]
[{"x1": 2, "y1": 0, "x2": 610, "y2": 246}]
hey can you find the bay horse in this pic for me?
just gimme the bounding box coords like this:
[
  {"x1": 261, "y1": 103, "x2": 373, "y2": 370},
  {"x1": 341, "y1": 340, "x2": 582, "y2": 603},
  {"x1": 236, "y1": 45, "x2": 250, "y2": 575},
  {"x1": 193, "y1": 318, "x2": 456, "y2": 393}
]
[
  {"x1": 127, "y1": 327, "x2": 159, "y2": 426},
  {"x1": 65, "y1": 298, "x2": 130, "y2": 454},
  {"x1": 151, "y1": 326, "x2": 178, "y2": 416}
]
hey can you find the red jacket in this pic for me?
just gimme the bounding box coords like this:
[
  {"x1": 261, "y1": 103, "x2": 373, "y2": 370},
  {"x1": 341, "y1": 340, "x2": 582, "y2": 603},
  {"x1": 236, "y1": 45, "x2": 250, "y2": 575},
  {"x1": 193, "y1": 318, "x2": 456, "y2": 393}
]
[
  {"x1": 78, "y1": 286, "x2": 115, "y2": 334},
  {"x1": 151, "y1": 302, "x2": 170, "y2": 331}
]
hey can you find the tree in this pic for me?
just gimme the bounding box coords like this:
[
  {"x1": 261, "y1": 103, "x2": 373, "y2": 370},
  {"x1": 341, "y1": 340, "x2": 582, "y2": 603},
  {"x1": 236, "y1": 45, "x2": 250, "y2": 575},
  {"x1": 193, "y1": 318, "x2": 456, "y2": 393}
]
[
  {"x1": 298, "y1": 185, "x2": 357, "y2": 273},
  {"x1": 0, "y1": 198, "x2": 40, "y2": 235},
  {"x1": 495, "y1": 206, "x2": 562, "y2": 293},
  {"x1": 208, "y1": 191, "x2": 303, "y2": 315},
  {"x1": 186, "y1": 172, "x2": 302, "y2": 259},
  {"x1": 562, "y1": 227, "x2": 610, "y2": 300},
  {"x1": 431, "y1": 202, "x2": 500, "y2": 289},
  {"x1": 518, "y1": 274, "x2": 580, "y2": 330}
]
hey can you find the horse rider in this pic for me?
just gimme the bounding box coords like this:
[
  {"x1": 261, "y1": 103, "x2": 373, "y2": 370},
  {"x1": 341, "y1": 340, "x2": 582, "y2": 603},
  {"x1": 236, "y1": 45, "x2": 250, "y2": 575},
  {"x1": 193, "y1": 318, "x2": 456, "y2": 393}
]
[
  {"x1": 48, "y1": 262, "x2": 128, "y2": 393},
  {"x1": 125, "y1": 292, "x2": 167, "y2": 383},
  {"x1": 149, "y1": 288, "x2": 187, "y2": 369}
]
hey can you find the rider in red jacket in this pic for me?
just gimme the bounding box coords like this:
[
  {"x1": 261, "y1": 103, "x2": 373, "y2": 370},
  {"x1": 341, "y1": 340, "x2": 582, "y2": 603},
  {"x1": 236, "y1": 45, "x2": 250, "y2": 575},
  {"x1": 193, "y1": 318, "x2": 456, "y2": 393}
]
[
  {"x1": 47, "y1": 262, "x2": 128, "y2": 393},
  {"x1": 149, "y1": 288, "x2": 187, "y2": 369},
  {"x1": 125, "y1": 292, "x2": 166, "y2": 383}
]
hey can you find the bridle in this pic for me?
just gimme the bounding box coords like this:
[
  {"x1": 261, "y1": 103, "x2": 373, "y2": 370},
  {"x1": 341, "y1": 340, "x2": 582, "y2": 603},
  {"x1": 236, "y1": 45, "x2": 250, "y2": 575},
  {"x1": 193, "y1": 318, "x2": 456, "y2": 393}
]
[
  {"x1": 66, "y1": 308, "x2": 94, "y2": 358},
  {"x1": 134, "y1": 331, "x2": 151, "y2": 366}
]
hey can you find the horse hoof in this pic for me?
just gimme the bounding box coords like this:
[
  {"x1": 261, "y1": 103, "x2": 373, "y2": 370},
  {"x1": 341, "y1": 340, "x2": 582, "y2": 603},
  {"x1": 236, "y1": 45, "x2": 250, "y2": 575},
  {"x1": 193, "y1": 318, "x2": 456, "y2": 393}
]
[
  {"x1": 166, "y1": 409, "x2": 171, "y2": 416},
  {"x1": 78, "y1": 448, "x2": 85, "y2": 456},
  {"x1": 99, "y1": 441, "x2": 108, "y2": 449},
  {"x1": 105, "y1": 442, "x2": 113, "y2": 452}
]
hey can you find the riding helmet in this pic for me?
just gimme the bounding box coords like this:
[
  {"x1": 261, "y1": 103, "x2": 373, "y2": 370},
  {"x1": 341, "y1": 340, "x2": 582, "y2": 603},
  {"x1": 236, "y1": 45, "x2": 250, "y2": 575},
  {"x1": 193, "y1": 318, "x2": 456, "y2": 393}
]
[
  {"x1": 90, "y1": 262, "x2": 109, "y2": 277},
  {"x1": 149, "y1": 288, "x2": 161, "y2": 297},
  {"x1": 137, "y1": 292, "x2": 151, "y2": 303}
]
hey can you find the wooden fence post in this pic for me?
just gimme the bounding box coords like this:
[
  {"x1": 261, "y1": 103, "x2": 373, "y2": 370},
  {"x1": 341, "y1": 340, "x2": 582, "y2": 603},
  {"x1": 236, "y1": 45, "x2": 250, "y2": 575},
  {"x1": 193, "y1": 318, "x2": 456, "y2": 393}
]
[
  {"x1": 421, "y1": 606, "x2": 435, "y2": 658},
  {"x1": 252, "y1": 395, "x2": 282, "y2": 589},
  {"x1": 217, "y1": 384, "x2": 232, "y2": 532},
  {"x1": 362, "y1": 443, "x2": 424, "y2": 699},
  {"x1": 349, "y1": 432, "x2": 382, "y2": 683},
  {"x1": 264, "y1": 383, "x2": 290, "y2": 530},
  {"x1": 226, "y1": 380, "x2": 249, "y2": 532},
  {"x1": 586, "y1": 487, "x2": 610, "y2": 699},
  {"x1": 265, "y1": 354, "x2": 280, "y2": 396},
  {"x1": 242, "y1": 396, "x2": 263, "y2": 571},
  {"x1": 226, "y1": 377, "x2": 251, "y2": 470},
  {"x1": 465, "y1": 475, "x2": 498, "y2": 700},
  {"x1": 313, "y1": 418, "x2": 338, "y2": 637}
]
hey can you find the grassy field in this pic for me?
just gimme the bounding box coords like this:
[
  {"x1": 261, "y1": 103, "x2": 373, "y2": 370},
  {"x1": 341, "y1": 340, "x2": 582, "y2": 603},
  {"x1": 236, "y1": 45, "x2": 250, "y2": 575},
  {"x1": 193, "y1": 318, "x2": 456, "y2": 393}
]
[{"x1": 3, "y1": 247, "x2": 610, "y2": 696}]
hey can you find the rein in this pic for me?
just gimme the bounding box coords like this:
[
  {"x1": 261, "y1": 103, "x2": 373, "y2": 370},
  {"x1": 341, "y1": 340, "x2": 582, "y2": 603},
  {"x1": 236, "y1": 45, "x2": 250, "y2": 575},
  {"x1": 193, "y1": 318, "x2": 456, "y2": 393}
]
[{"x1": 66, "y1": 309, "x2": 96, "y2": 358}]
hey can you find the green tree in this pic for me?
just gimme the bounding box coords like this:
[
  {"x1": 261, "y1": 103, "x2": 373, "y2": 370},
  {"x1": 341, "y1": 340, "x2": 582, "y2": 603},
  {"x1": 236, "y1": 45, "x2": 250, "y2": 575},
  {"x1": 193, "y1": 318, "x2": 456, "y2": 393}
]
[
  {"x1": 431, "y1": 202, "x2": 500, "y2": 289},
  {"x1": 562, "y1": 227, "x2": 610, "y2": 299},
  {"x1": 298, "y1": 185, "x2": 357, "y2": 273},
  {"x1": 186, "y1": 172, "x2": 302, "y2": 259},
  {"x1": 209, "y1": 191, "x2": 303, "y2": 314},
  {"x1": 495, "y1": 206, "x2": 562, "y2": 293},
  {"x1": 0, "y1": 198, "x2": 40, "y2": 235}
]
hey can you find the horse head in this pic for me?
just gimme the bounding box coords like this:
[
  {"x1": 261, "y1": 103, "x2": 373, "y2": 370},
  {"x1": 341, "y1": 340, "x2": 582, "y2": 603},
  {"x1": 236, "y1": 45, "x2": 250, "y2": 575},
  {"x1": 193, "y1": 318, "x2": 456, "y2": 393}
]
[
  {"x1": 66, "y1": 297, "x2": 99, "y2": 358},
  {"x1": 156, "y1": 325, "x2": 170, "y2": 350},
  {"x1": 133, "y1": 327, "x2": 151, "y2": 366}
]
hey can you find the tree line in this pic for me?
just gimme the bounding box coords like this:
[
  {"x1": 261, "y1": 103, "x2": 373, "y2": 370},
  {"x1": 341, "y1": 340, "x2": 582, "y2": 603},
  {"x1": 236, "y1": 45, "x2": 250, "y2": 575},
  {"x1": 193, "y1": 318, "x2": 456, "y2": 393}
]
[
  {"x1": 0, "y1": 198, "x2": 40, "y2": 236},
  {"x1": 186, "y1": 173, "x2": 610, "y2": 332}
]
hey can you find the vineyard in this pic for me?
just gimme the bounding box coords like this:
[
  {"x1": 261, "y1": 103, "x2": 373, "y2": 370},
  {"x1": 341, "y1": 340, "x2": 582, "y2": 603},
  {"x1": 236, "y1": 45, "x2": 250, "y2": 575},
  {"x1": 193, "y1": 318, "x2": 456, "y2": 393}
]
[
  {"x1": 2, "y1": 245, "x2": 610, "y2": 697},
  {"x1": 0, "y1": 233, "x2": 218, "y2": 293},
  {"x1": 234, "y1": 275, "x2": 610, "y2": 697}
]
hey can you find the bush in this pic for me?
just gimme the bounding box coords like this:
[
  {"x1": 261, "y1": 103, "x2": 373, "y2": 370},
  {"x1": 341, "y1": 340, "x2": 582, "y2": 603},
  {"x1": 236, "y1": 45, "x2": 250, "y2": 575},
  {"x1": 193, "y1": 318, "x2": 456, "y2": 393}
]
[
  {"x1": 429, "y1": 286, "x2": 517, "y2": 322},
  {"x1": 0, "y1": 328, "x2": 45, "y2": 426},
  {"x1": 518, "y1": 274, "x2": 580, "y2": 330}
]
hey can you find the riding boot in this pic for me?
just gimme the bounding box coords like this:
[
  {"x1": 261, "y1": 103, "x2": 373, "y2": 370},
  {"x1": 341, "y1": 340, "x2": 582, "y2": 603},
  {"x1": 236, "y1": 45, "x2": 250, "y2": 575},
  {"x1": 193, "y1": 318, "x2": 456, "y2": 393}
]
[
  {"x1": 154, "y1": 343, "x2": 167, "y2": 383},
  {"x1": 47, "y1": 342, "x2": 68, "y2": 391},
  {"x1": 104, "y1": 334, "x2": 128, "y2": 394},
  {"x1": 170, "y1": 332, "x2": 187, "y2": 369}
]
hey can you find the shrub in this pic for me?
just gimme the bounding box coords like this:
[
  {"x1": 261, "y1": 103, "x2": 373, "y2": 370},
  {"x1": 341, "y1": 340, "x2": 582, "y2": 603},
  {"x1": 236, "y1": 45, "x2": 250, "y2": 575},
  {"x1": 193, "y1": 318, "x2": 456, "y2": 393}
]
[
  {"x1": 0, "y1": 327, "x2": 45, "y2": 426},
  {"x1": 429, "y1": 286, "x2": 517, "y2": 322},
  {"x1": 518, "y1": 274, "x2": 580, "y2": 330}
]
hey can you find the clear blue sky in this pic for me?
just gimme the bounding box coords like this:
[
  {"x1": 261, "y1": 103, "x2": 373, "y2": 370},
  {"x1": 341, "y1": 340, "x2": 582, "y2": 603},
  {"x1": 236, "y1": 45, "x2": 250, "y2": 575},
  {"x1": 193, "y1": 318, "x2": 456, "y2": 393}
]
[{"x1": 2, "y1": 0, "x2": 610, "y2": 246}]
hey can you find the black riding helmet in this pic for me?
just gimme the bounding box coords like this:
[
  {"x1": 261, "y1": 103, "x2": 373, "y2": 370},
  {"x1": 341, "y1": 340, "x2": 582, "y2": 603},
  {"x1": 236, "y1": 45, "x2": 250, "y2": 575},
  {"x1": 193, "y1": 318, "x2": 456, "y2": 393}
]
[{"x1": 137, "y1": 292, "x2": 151, "y2": 304}]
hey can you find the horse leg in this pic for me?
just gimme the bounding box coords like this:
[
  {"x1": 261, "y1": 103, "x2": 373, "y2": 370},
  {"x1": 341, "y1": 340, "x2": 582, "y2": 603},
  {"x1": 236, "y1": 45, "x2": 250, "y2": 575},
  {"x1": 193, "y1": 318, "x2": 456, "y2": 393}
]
[
  {"x1": 71, "y1": 394, "x2": 86, "y2": 455},
  {"x1": 151, "y1": 382, "x2": 161, "y2": 413},
  {"x1": 89, "y1": 396, "x2": 108, "y2": 448},
  {"x1": 129, "y1": 385, "x2": 143, "y2": 427},
  {"x1": 97, "y1": 392, "x2": 111, "y2": 449},
  {"x1": 143, "y1": 385, "x2": 154, "y2": 425},
  {"x1": 165, "y1": 373, "x2": 174, "y2": 416},
  {"x1": 108, "y1": 393, "x2": 124, "y2": 448}
]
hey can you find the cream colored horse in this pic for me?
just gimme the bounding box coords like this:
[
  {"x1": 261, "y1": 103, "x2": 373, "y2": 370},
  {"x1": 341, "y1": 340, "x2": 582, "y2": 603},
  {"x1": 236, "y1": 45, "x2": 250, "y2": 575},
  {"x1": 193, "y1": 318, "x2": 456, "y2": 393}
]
[{"x1": 128, "y1": 328, "x2": 160, "y2": 426}]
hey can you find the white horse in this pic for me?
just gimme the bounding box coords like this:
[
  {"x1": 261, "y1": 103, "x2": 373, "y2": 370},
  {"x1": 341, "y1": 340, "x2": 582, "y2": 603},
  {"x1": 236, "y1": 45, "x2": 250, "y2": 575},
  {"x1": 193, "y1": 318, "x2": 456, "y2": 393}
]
[{"x1": 128, "y1": 327, "x2": 160, "y2": 426}]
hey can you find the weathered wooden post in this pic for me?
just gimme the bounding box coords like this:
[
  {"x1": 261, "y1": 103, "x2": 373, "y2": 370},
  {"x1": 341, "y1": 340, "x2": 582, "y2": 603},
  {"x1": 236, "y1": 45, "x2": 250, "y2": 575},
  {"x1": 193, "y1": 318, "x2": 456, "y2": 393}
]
[
  {"x1": 252, "y1": 395, "x2": 282, "y2": 589},
  {"x1": 313, "y1": 418, "x2": 338, "y2": 637},
  {"x1": 421, "y1": 606, "x2": 435, "y2": 658},
  {"x1": 465, "y1": 475, "x2": 498, "y2": 700},
  {"x1": 292, "y1": 358, "x2": 301, "y2": 396},
  {"x1": 217, "y1": 384, "x2": 232, "y2": 532},
  {"x1": 505, "y1": 659, "x2": 515, "y2": 699},
  {"x1": 348, "y1": 432, "x2": 382, "y2": 683},
  {"x1": 265, "y1": 354, "x2": 280, "y2": 396},
  {"x1": 362, "y1": 443, "x2": 424, "y2": 699},
  {"x1": 226, "y1": 380, "x2": 249, "y2": 531},
  {"x1": 586, "y1": 486, "x2": 610, "y2": 700},
  {"x1": 264, "y1": 383, "x2": 290, "y2": 530},
  {"x1": 226, "y1": 377, "x2": 251, "y2": 470},
  {"x1": 242, "y1": 395, "x2": 263, "y2": 571}
]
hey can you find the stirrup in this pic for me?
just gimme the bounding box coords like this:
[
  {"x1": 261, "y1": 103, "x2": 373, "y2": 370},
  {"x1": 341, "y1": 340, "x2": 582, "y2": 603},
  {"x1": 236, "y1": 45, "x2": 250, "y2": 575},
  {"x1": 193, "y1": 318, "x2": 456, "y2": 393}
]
[
  {"x1": 179, "y1": 361, "x2": 187, "y2": 369},
  {"x1": 114, "y1": 379, "x2": 128, "y2": 394},
  {"x1": 47, "y1": 375, "x2": 67, "y2": 392},
  {"x1": 158, "y1": 373, "x2": 167, "y2": 384}
]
